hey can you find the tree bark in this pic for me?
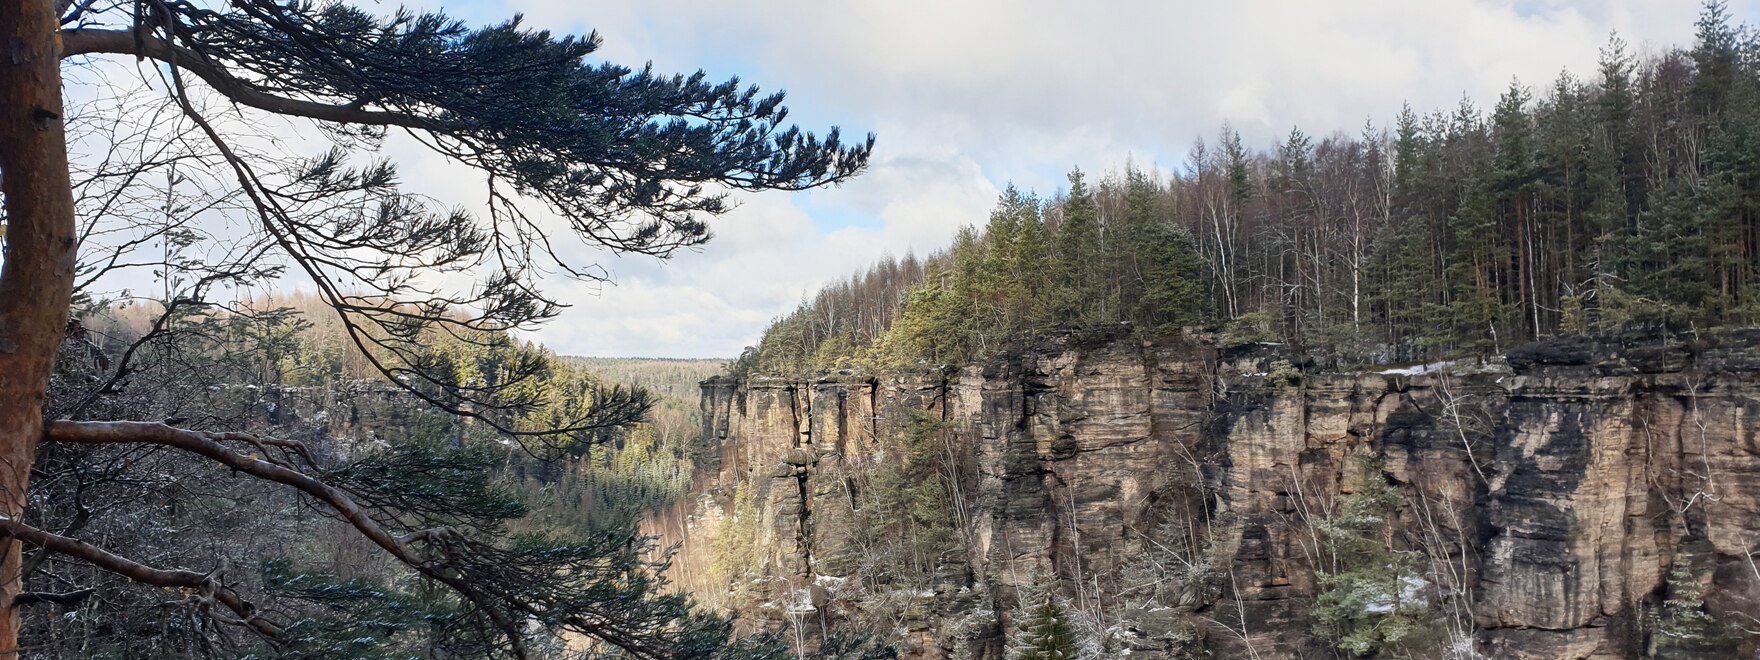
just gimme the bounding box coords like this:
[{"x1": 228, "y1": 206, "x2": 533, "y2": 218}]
[{"x1": 0, "y1": 0, "x2": 76, "y2": 653}]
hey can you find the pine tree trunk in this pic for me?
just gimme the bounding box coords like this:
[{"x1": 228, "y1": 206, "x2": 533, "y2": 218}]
[{"x1": 0, "y1": 0, "x2": 76, "y2": 652}]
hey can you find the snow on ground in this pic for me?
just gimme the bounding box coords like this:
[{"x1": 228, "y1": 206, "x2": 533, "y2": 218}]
[{"x1": 1376, "y1": 360, "x2": 1456, "y2": 376}]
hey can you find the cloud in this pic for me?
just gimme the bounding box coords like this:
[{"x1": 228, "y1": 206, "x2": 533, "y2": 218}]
[
  {"x1": 522, "y1": 148, "x2": 998, "y2": 358},
  {"x1": 380, "y1": 0, "x2": 1747, "y2": 357}
]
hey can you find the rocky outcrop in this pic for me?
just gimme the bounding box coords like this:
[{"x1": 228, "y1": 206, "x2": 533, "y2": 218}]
[{"x1": 691, "y1": 331, "x2": 1760, "y2": 659}]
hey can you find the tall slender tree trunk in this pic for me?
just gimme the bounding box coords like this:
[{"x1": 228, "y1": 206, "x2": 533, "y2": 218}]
[{"x1": 0, "y1": 0, "x2": 76, "y2": 653}]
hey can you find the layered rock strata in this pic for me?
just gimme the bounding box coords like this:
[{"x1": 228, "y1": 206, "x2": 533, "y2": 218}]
[{"x1": 693, "y1": 332, "x2": 1760, "y2": 659}]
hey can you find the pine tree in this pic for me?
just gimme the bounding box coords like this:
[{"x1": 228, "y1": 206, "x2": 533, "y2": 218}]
[
  {"x1": 889, "y1": 260, "x2": 976, "y2": 365},
  {"x1": 1311, "y1": 457, "x2": 1427, "y2": 657},
  {"x1": 1593, "y1": 33, "x2": 1643, "y2": 286},
  {"x1": 1106, "y1": 165, "x2": 1210, "y2": 335},
  {"x1": 1691, "y1": 1, "x2": 1741, "y2": 119}
]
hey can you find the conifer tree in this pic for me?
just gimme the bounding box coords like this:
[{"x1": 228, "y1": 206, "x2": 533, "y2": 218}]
[
  {"x1": 1443, "y1": 176, "x2": 1510, "y2": 354},
  {"x1": 1052, "y1": 168, "x2": 1105, "y2": 326},
  {"x1": 1652, "y1": 553, "x2": 1725, "y2": 652},
  {"x1": 1691, "y1": 1, "x2": 1741, "y2": 118},
  {"x1": 1127, "y1": 174, "x2": 1211, "y2": 335},
  {"x1": 982, "y1": 186, "x2": 1049, "y2": 333},
  {"x1": 743, "y1": 3, "x2": 1760, "y2": 369},
  {"x1": 1008, "y1": 577, "x2": 1080, "y2": 660},
  {"x1": 1490, "y1": 80, "x2": 1541, "y2": 339}
]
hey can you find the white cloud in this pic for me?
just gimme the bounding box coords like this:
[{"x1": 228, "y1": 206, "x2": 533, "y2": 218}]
[
  {"x1": 367, "y1": 0, "x2": 1753, "y2": 357},
  {"x1": 520, "y1": 149, "x2": 998, "y2": 358}
]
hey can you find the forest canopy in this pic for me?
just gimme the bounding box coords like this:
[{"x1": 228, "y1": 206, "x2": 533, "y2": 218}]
[{"x1": 735, "y1": 5, "x2": 1760, "y2": 376}]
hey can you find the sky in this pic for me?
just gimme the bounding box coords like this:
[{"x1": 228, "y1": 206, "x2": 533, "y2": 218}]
[{"x1": 362, "y1": 0, "x2": 1760, "y2": 358}]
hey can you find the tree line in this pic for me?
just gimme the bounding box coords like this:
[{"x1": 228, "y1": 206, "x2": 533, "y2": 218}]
[{"x1": 738, "y1": 3, "x2": 1760, "y2": 375}]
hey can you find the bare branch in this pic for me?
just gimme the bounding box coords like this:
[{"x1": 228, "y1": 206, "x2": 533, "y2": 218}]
[
  {"x1": 0, "y1": 516, "x2": 278, "y2": 638},
  {"x1": 43, "y1": 420, "x2": 533, "y2": 658},
  {"x1": 47, "y1": 421, "x2": 409, "y2": 559},
  {"x1": 12, "y1": 588, "x2": 93, "y2": 606}
]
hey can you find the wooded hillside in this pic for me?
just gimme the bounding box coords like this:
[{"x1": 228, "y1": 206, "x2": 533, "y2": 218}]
[{"x1": 738, "y1": 5, "x2": 1760, "y2": 375}]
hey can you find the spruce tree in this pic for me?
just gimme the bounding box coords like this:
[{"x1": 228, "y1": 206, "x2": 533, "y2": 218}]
[
  {"x1": 983, "y1": 185, "x2": 1050, "y2": 333},
  {"x1": 1052, "y1": 168, "x2": 1104, "y2": 326},
  {"x1": 1134, "y1": 220, "x2": 1211, "y2": 335},
  {"x1": 1653, "y1": 553, "x2": 1724, "y2": 651},
  {"x1": 1009, "y1": 580, "x2": 1080, "y2": 660}
]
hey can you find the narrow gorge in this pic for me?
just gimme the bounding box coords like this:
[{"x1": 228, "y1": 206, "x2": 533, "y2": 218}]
[{"x1": 682, "y1": 331, "x2": 1760, "y2": 659}]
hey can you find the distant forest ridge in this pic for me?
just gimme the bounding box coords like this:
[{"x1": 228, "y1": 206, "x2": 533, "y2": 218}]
[
  {"x1": 566, "y1": 357, "x2": 730, "y2": 363},
  {"x1": 562, "y1": 357, "x2": 727, "y2": 394},
  {"x1": 561, "y1": 357, "x2": 727, "y2": 435},
  {"x1": 733, "y1": 4, "x2": 1760, "y2": 377}
]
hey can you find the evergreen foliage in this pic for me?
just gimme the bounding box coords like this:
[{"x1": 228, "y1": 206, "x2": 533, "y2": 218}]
[
  {"x1": 809, "y1": 411, "x2": 959, "y2": 589},
  {"x1": 1052, "y1": 168, "x2": 1106, "y2": 325},
  {"x1": 738, "y1": 4, "x2": 1760, "y2": 376},
  {"x1": 1651, "y1": 553, "x2": 1727, "y2": 652},
  {"x1": 1309, "y1": 458, "x2": 1432, "y2": 657},
  {"x1": 741, "y1": 164, "x2": 1213, "y2": 374},
  {"x1": 710, "y1": 480, "x2": 764, "y2": 594},
  {"x1": 1008, "y1": 577, "x2": 1080, "y2": 660}
]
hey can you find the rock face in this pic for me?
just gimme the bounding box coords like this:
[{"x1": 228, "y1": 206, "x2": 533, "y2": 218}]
[{"x1": 692, "y1": 332, "x2": 1760, "y2": 659}]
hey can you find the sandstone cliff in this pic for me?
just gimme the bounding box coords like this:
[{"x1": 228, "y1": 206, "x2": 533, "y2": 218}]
[{"x1": 685, "y1": 331, "x2": 1760, "y2": 659}]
